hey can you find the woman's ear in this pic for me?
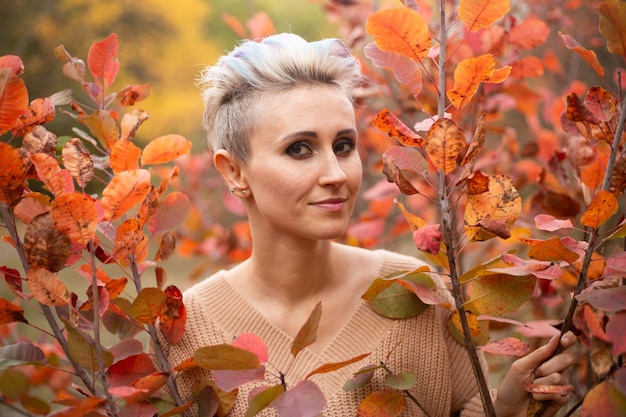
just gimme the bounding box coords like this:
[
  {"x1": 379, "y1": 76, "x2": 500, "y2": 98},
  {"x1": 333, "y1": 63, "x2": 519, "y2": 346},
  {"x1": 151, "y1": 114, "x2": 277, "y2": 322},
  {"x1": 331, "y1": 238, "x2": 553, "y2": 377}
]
[{"x1": 214, "y1": 149, "x2": 247, "y2": 191}]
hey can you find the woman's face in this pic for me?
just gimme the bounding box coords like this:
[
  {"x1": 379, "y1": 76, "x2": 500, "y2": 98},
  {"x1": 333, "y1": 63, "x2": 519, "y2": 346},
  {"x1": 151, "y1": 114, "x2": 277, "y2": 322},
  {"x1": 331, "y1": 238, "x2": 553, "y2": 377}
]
[{"x1": 241, "y1": 85, "x2": 362, "y2": 242}]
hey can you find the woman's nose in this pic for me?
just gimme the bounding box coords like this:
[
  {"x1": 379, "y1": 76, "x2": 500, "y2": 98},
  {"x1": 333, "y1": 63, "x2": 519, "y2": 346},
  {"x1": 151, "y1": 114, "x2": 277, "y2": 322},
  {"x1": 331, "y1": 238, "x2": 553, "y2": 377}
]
[{"x1": 319, "y1": 153, "x2": 348, "y2": 185}]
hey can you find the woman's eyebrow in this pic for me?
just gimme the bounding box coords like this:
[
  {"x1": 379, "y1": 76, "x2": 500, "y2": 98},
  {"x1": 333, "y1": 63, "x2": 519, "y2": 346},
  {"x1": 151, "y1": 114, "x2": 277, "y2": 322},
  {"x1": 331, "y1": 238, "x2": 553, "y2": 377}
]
[
  {"x1": 280, "y1": 131, "x2": 318, "y2": 143},
  {"x1": 336, "y1": 128, "x2": 357, "y2": 137}
]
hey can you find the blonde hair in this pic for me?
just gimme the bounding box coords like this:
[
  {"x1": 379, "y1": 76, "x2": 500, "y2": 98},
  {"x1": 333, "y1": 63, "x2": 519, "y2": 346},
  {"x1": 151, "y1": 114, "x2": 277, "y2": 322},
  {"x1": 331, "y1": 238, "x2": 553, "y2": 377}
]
[{"x1": 199, "y1": 33, "x2": 362, "y2": 162}]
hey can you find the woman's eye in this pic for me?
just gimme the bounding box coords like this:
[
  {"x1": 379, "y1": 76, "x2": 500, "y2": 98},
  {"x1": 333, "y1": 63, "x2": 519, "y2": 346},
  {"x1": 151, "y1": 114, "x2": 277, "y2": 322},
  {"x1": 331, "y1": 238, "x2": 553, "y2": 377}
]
[
  {"x1": 286, "y1": 141, "x2": 313, "y2": 157},
  {"x1": 334, "y1": 139, "x2": 356, "y2": 155}
]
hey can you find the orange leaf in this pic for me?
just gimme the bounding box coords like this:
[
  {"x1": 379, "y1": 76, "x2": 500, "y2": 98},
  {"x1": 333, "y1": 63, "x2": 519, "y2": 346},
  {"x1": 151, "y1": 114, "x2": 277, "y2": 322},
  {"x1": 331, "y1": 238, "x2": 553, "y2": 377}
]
[
  {"x1": 291, "y1": 301, "x2": 322, "y2": 357},
  {"x1": 373, "y1": 109, "x2": 424, "y2": 147},
  {"x1": 88, "y1": 33, "x2": 119, "y2": 88},
  {"x1": 396, "y1": 201, "x2": 427, "y2": 232},
  {"x1": 459, "y1": 0, "x2": 510, "y2": 32},
  {"x1": 598, "y1": 0, "x2": 626, "y2": 57},
  {"x1": 51, "y1": 192, "x2": 97, "y2": 245},
  {"x1": 120, "y1": 109, "x2": 150, "y2": 140},
  {"x1": 147, "y1": 191, "x2": 191, "y2": 235},
  {"x1": 116, "y1": 84, "x2": 151, "y2": 107},
  {"x1": 0, "y1": 298, "x2": 28, "y2": 325},
  {"x1": 221, "y1": 12, "x2": 247, "y2": 38},
  {"x1": 0, "y1": 142, "x2": 27, "y2": 207},
  {"x1": 110, "y1": 139, "x2": 141, "y2": 173},
  {"x1": 125, "y1": 372, "x2": 169, "y2": 405},
  {"x1": 559, "y1": 32, "x2": 605, "y2": 77},
  {"x1": 10, "y1": 97, "x2": 56, "y2": 137},
  {"x1": 30, "y1": 152, "x2": 74, "y2": 197},
  {"x1": 357, "y1": 389, "x2": 405, "y2": 417},
  {"x1": 447, "y1": 310, "x2": 490, "y2": 346},
  {"x1": 425, "y1": 118, "x2": 466, "y2": 174},
  {"x1": 522, "y1": 236, "x2": 580, "y2": 264},
  {"x1": 140, "y1": 134, "x2": 192, "y2": 166},
  {"x1": 113, "y1": 218, "x2": 145, "y2": 261},
  {"x1": 305, "y1": 352, "x2": 370, "y2": 380},
  {"x1": 101, "y1": 169, "x2": 151, "y2": 221},
  {"x1": 478, "y1": 337, "x2": 530, "y2": 356},
  {"x1": 82, "y1": 110, "x2": 119, "y2": 150},
  {"x1": 49, "y1": 396, "x2": 106, "y2": 417},
  {"x1": 461, "y1": 113, "x2": 486, "y2": 167},
  {"x1": 366, "y1": 8, "x2": 431, "y2": 62},
  {"x1": 447, "y1": 54, "x2": 511, "y2": 109},
  {"x1": 525, "y1": 383, "x2": 574, "y2": 396},
  {"x1": 509, "y1": 15, "x2": 550, "y2": 49},
  {"x1": 246, "y1": 11, "x2": 276, "y2": 39},
  {"x1": 580, "y1": 190, "x2": 618, "y2": 228},
  {"x1": 154, "y1": 232, "x2": 176, "y2": 261},
  {"x1": 62, "y1": 139, "x2": 94, "y2": 188},
  {"x1": 27, "y1": 268, "x2": 69, "y2": 306},
  {"x1": 0, "y1": 55, "x2": 24, "y2": 75},
  {"x1": 0, "y1": 67, "x2": 29, "y2": 134}
]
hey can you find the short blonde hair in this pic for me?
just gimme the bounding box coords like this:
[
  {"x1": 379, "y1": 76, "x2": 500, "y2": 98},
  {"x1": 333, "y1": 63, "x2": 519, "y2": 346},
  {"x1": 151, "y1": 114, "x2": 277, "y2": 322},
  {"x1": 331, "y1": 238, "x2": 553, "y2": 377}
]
[{"x1": 198, "y1": 33, "x2": 362, "y2": 162}]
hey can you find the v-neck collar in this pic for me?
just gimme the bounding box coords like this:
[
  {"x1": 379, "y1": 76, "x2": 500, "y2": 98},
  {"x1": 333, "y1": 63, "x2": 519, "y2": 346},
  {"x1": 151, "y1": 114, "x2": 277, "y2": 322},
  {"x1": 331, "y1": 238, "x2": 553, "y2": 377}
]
[{"x1": 199, "y1": 252, "x2": 395, "y2": 396}]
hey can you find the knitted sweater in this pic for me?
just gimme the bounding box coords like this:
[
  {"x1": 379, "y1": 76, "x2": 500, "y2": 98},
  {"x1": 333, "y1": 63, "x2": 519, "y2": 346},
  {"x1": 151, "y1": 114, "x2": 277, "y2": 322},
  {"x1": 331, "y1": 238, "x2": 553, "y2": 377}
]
[{"x1": 158, "y1": 250, "x2": 493, "y2": 416}]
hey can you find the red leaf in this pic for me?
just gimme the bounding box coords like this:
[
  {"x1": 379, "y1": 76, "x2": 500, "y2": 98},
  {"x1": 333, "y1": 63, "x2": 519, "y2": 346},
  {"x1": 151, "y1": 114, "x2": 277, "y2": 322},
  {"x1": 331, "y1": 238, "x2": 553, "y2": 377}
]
[
  {"x1": 147, "y1": 191, "x2": 191, "y2": 235},
  {"x1": 158, "y1": 285, "x2": 187, "y2": 345},
  {"x1": 606, "y1": 312, "x2": 626, "y2": 356},
  {"x1": 232, "y1": 332, "x2": 268, "y2": 363},
  {"x1": 357, "y1": 389, "x2": 405, "y2": 417},
  {"x1": 213, "y1": 365, "x2": 265, "y2": 392},
  {"x1": 88, "y1": 33, "x2": 119, "y2": 88},
  {"x1": 525, "y1": 383, "x2": 574, "y2": 396},
  {"x1": 412, "y1": 224, "x2": 442, "y2": 254},
  {"x1": 576, "y1": 285, "x2": 626, "y2": 312},
  {"x1": 478, "y1": 337, "x2": 530, "y2": 356},
  {"x1": 364, "y1": 43, "x2": 423, "y2": 98},
  {"x1": 107, "y1": 353, "x2": 157, "y2": 387},
  {"x1": 0, "y1": 298, "x2": 28, "y2": 325},
  {"x1": 0, "y1": 68, "x2": 29, "y2": 134},
  {"x1": 291, "y1": 301, "x2": 322, "y2": 357},
  {"x1": 534, "y1": 214, "x2": 574, "y2": 231}
]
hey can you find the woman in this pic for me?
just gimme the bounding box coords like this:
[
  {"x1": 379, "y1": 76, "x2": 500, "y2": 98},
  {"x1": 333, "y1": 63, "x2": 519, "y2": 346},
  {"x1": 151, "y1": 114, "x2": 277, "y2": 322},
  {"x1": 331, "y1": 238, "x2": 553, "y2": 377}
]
[{"x1": 158, "y1": 33, "x2": 575, "y2": 416}]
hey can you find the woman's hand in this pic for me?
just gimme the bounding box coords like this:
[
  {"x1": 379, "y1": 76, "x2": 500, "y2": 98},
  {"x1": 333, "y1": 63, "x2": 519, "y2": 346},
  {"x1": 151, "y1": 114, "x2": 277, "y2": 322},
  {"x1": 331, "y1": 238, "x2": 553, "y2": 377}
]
[{"x1": 494, "y1": 331, "x2": 576, "y2": 417}]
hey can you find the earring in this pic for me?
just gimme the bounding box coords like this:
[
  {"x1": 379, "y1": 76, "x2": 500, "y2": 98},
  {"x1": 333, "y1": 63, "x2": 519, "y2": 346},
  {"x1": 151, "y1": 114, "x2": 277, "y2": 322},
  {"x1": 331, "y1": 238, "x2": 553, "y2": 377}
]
[
  {"x1": 241, "y1": 189, "x2": 248, "y2": 195},
  {"x1": 228, "y1": 187, "x2": 236, "y2": 195}
]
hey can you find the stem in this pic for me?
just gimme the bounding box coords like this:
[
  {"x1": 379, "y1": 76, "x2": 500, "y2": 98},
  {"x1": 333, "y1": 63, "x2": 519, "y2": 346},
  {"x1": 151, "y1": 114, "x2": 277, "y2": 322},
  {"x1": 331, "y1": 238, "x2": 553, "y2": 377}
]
[
  {"x1": 89, "y1": 242, "x2": 120, "y2": 417},
  {"x1": 439, "y1": 172, "x2": 496, "y2": 417},
  {"x1": 436, "y1": 2, "x2": 495, "y2": 416},
  {"x1": 129, "y1": 258, "x2": 188, "y2": 414},
  {"x1": 0, "y1": 203, "x2": 96, "y2": 395}
]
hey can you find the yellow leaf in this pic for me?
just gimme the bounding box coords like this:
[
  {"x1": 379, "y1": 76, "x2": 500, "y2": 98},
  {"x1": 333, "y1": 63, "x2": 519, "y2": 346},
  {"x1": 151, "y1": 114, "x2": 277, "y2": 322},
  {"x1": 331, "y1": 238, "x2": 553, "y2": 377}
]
[
  {"x1": 580, "y1": 190, "x2": 618, "y2": 228},
  {"x1": 521, "y1": 236, "x2": 580, "y2": 264},
  {"x1": 598, "y1": 0, "x2": 626, "y2": 57},
  {"x1": 459, "y1": 0, "x2": 511, "y2": 32},
  {"x1": 425, "y1": 118, "x2": 466, "y2": 174},
  {"x1": 365, "y1": 7, "x2": 431, "y2": 62}
]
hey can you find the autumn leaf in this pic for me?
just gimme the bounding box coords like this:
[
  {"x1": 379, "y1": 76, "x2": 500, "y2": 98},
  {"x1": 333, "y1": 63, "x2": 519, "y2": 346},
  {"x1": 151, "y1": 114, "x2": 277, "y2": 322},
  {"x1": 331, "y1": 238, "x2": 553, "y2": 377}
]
[
  {"x1": 464, "y1": 174, "x2": 521, "y2": 241},
  {"x1": 525, "y1": 383, "x2": 574, "y2": 396},
  {"x1": 598, "y1": 0, "x2": 626, "y2": 57},
  {"x1": 62, "y1": 138, "x2": 94, "y2": 188},
  {"x1": 478, "y1": 337, "x2": 530, "y2": 356},
  {"x1": 373, "y1": 109, "x2": 424, "y2": 147},
  {"x1": 158, "y1": 285, "x2": 186, "y2": 345},
  {"x1": 357, "y1": 389, "x2": 405, "y2": 417},
  {"x1": 534, "y1": 214, "x2": 574, "y2": 231},
  {"x1": 10, "y1": 97, "x2": 56, "y2": 137},
  {"x1": 130, "y1": 287, "x2": 166, "y2": 325},
  {"x1": 0, "y1": 266, "x2": 32, "y2": 300},
  {"x1": 291, "y1": 301, "x2": 322, "y2": 357},
  {"x1": 580, "y1": 190, "x2": 618, "y2": 228},
  {"x1": 365, "y1": 279, "x2": 429, "y2": 319},
  {"x1": 194, "y1": 344, "x2": 260, "y2": 371},
  {"x1": 0, "y1": 67, "x2": 29, "y2": 134},
  {"x1": 559, "y1": 32, "x2": 605, "y2": 77},
  {"x1": 101, "y1": 169, "x2": 151, "y2": 221},
  {"x1": 447, "y1": 310, "x2": 490, "y2": 346},
  {"x1": 458, "y1": 0, "x2": 510, "y2": 32},
  {"x1": 246, "y1": 385, "x2": 285, "y2": 417},
  {"x1": 305, "y1": 353, "x2": 370, "y2": 380},
  {"x1": 425, "y1": 118, "x2": 466, "y2": 174},
  {"x1": 396, "y1": 201, "x2": 427, "y2": 232},
  {"x1": 412, "y1": 224, "x2": 442, "y2": 255},
  {"x1": 125, "y1": 372, "x2": 169, "y2": 404},
  {"x1": 47, "y1": 396, "x2": 106, "y2": 417},
  {"x1": 382, "y1": 152, "x2": 419, "y2": 196},
  {"x1": 585, "y1": 87, "x2": 618, "y2": 122},
  {"x1": 82, "y1": 110, "x2": 119, "y2": 150},
  {"x1": 581, "y1": 376, "x2": 626, "y2": 417},
  {"x1": 30, "y1": 152, "x2": 74, "y2": 197},
  {"x1": 0, "y1": 55, "x2": 24, "y2": 75},
  {"x1": 113, "y1": 218, "x2": 145, "y2": 261},
  {"x1": 509, "y1": 15, "x2": 550, "y2": 49},
  {"x1": 0, "y1": 142, "x2": 27, "y2": 207},
  {"x1": 465, "y1": 274, "x2": 536, "y2": 317},
  {"x1": 270, "y1": 380, "x2": 327, "y2": 417},
  {"x1": 521, "y1": 236, "x2": 580, "y2": 264},
  {"x1": 110, "y1": 139, "x2": 141, "y2": 173},
  {"x1": 155, "y1": 232, "x2": 176, "y2": 261},
  {"x1": 460, "y1": 113, "x2": 486, "y2": 167},
  {"x1": 0, "y1": 298, "x2": 28, "y2": 325},
  {"x1": 19, "y1": 125, "x2": 58, "y2": 163},
  {"x1": 398, "y1": 272, "x2": 451, "y2": 307},
  {"x1": 0, "y1": 342, "x2": 47, "y2": 369},
  {"x1": 140, "y1": 134, "x2": 192, "y2": 166},
  {"x1": 88, "y1": 33, "x2": 119, "y2": 88},
  {"x1": 120, "y1": 109, "x2": 150, "y2": 141},
  {"x1": 117, "y1": 85, "x2": 151, "y2": 107},
  {"x1": 385, "y1": 373, "x2": 417, "y2": 390},
  {"x1": 23, "y1": 213, "x2": 71, "y2": 272},
  {"x1": 213, "y1": 366, "x2": 265, "y2": 394},
  {"x1": 366, "y1": 7, "x2": 431, "y2": 63},
  {"x1": 27, "y1": 268, "x2": 69, "y2": 306},
  {"x1": 447, "y1": 54, "x2": 511, "y2": 109},
  {"x1": 364, "y1": 43, "x2": 423, "y2": 99},
  {"x1": 232, "y1": 332, "x2": 269, "y2": 363},
  {"x1": 51, "y1": 192, "x2": 97, "y2": 246},
  {"x1": 147, "y1": 191, "x2": 191, "y2": 235},
  {"x1": 343, "y1": 365, "x2": 378, "y2": 391}
]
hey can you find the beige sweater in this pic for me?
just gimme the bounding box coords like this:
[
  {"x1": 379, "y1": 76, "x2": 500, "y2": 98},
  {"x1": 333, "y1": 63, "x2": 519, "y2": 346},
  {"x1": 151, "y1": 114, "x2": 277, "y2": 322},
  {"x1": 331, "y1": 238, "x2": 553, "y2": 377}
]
[{"x1": 157, "y1": 250, "x2": 492, "y2": 416}]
